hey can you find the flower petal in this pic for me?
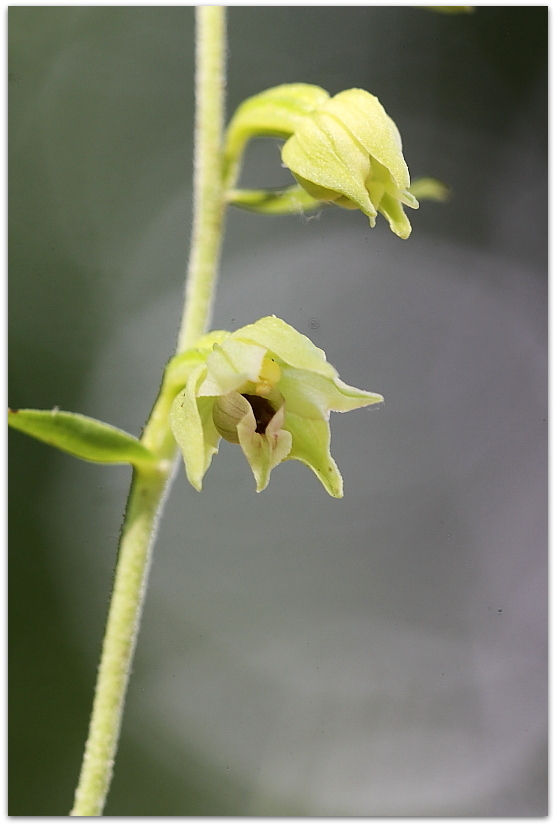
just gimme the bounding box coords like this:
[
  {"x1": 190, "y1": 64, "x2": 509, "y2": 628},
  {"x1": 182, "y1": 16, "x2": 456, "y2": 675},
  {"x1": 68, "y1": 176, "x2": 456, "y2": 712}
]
[
  {"x1": 237, "y1": 403, "x2": 292, "y2": 492},
  {"x1": 198, "y1": 339, "x2": 267, "y2": 396},
  {"x1": 232, "y1": 316, "x2": 337, "y2": 378},
  {"x1": 284, "y1": 411, "x2": 343, "y2": 498},
  {"x1": 170, "y1": 364, "x2": 220, "y2": 491},
  {"x1": 377, "y1": 191, "x2": 413, "y2": 240}
]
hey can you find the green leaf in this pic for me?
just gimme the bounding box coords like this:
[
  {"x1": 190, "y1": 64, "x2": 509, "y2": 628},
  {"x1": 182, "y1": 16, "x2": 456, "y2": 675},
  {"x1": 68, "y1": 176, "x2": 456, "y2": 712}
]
[{"x1": 8, "y1": 408, "x2": 157, "y2": 467}]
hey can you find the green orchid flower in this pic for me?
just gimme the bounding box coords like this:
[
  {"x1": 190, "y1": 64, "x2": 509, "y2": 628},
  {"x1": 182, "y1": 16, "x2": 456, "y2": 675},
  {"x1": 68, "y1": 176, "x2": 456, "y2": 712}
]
[
  {"x1": 225, "y1": 84, "x2": 419, "y2": 239},
  {"x1": 169, "y1": 316, "x2": 383, "y2": 497},
  {"x1": 281, "y1": 88, "x2": 419, "y2": 239}
]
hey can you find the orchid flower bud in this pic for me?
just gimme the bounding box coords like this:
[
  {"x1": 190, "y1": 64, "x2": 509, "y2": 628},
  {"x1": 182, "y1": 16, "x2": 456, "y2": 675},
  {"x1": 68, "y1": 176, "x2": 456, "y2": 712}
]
[
  {"x1": 169, "y1": 316, "x2": 383, "y2": 497},
  {"x1": 281, "y1": 88, "x2": 419, "y2": 239},
  {"x1": 225, "y1": 84, "x2": 419, "y2": 238}
]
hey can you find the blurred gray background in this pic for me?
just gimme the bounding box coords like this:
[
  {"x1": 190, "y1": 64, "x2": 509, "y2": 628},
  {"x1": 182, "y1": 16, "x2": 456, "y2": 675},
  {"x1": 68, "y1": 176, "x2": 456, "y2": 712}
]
[{"x1": 8, "y1": 6, "x2": 547, "y2": 816}]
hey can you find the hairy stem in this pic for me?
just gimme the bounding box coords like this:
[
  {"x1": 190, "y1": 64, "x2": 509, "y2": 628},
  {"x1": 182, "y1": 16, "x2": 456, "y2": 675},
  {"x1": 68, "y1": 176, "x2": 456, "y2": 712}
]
[
  {"x1": 70, "y1": 7, "x2": 227, "y2": 815},
  {"x1": 177, "y1": 6, "x2": 227, "y2": 352},
  {"x1": 69, "y1": 465, "x2": 170, "y2": 817}
]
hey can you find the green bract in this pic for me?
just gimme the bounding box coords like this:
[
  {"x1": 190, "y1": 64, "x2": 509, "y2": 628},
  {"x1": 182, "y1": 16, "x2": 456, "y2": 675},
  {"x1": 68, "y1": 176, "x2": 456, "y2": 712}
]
[{"x1": 169, "y1": 316, "x2": 383, "y2": 497}]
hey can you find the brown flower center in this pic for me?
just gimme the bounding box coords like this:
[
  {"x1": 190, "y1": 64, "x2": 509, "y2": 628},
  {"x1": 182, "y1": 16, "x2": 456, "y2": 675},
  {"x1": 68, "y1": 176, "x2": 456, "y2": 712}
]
[{"x1": 241, "y1": 394, "x2": 276, "y2": 435}]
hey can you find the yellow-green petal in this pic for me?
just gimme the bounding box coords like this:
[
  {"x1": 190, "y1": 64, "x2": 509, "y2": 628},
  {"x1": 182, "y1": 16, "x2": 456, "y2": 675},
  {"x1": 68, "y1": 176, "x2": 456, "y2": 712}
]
[
  {"x1": 377, "y1": 191, "x2": 413, "y2": 240},
  {"x1": 164, "y1": 330, "x2": 230, "y2": 396},
  {"x1": 198, "y1": 339, "x2": 267, "y2": 396}
]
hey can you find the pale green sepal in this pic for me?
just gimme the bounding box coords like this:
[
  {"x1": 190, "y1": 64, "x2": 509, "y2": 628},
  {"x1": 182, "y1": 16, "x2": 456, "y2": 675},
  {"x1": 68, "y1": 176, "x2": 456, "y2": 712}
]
[
  {"x1": 8, "y1": 408, "x2": 156, "y2": 467},
  {"x1": 284, "y1": 412, "x2": 343, "y2": 498},
  {"x1": 282, "y1": 114, "x2": 378, "y2": 222},
  {"x1": 278, "y1": 367, "x2": 383, "y2": 418},
  {"x1": 325, "y1": 89, "x2": 410, "y2": 191},
  {"x1": 237, "y1": 404, "x2": 292, "y2": 492},
  {"x1": 408, "y1": 177, "x2": 450, "y2": 202},
  {"x1": 169, "y1": 365, "x2": 220, "y2": 491},
  {"x1": 232, "y1": 316, "x2": 336, "y2": 379},
  {"x1": 331, "y1": 377, "x2": 384, "y2": 410},
  {"x1": 189, "y1": 329, "x2": 230, "y2": 353},
  {"x1": 227, "y1": 185, "x2": 322, "y2": 215}
]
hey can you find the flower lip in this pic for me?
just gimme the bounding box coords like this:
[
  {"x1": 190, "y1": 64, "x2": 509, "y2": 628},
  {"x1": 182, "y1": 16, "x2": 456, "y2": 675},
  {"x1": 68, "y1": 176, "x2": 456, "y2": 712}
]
[{"x1": 212, "y1": 389, "x2": 285, "y2": 444}]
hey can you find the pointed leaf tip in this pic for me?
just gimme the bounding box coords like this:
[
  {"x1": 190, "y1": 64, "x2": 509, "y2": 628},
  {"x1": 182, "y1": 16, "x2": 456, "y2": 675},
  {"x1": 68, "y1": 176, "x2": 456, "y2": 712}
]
[{"x1": 8, "y1": 408, "x2": 157, "y2": 468}]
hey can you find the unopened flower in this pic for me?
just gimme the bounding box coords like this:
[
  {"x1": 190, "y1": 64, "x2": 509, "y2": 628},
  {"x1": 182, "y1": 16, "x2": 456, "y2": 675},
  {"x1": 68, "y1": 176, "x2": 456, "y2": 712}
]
[
  {"x1": 169, "y1": 316, "x2": 382, "y2": 497},
  {"x1": 281, "y1": 88, "x2": 419, "y2": 239},
  {"x1": 225, "y1": 84, "x2": 419, "y2": 238}
]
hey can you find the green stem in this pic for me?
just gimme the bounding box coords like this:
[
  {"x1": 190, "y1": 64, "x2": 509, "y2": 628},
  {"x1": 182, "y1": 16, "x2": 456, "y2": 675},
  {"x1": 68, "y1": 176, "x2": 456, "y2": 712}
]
[
  {"x1": 177, "y1": 6, "x2": 227, "y2": 353},
  {"x1": 70, "y1": 6, "x2": 227, "y2": 815}
]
